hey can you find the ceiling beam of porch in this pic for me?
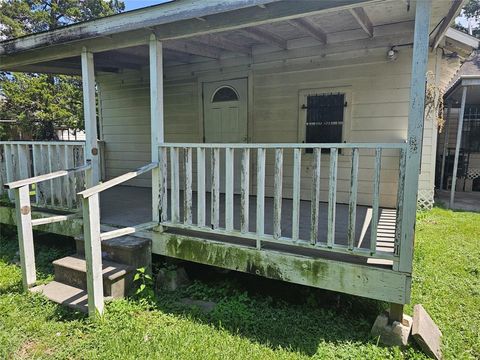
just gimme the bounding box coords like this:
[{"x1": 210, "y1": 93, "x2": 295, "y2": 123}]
[
  {"x1": 288, "y1": 18, "x2": 327, "y2": 44},
  {"x1": 163, "y1": 49, "x2": 192, "y2": 64},
  {"x1": 195, "y1": 34, "x2": 252, "y2": 56},
  {"x1": 163, "y1": 40, "x2": 222, "y2": 59},
  {"x1": 349, "y1": 7, "x2": 374, "y2": 37},
  {"x1": 239, "y1": 28, "x2": 287, "y2": 49}
]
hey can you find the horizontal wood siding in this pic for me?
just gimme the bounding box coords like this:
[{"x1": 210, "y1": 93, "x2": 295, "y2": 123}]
[
  {"x1": 98, "y1": 72, "x2": 199, "y2": 187},
  {"x1": 97, "y1": 41, "x2": 461, "y2": 206}
]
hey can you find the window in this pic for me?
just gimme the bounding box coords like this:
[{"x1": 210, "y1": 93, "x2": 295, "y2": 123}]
[
  {"x1": 212, "y1": 86, "x2": 239, "y2": 102},
  {"x1": 302, "y1": 93, "x2": 345, "y2": 153}
]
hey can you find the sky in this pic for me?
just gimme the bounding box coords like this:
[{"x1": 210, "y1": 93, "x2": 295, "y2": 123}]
[{"x1": 123, "y1": 0, "x2": 170, "y2": 11}]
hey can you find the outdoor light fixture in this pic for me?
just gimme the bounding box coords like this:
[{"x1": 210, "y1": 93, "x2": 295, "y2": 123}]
[{"x1": 387, "y1": 47, "x2": 399, "y2": 61}]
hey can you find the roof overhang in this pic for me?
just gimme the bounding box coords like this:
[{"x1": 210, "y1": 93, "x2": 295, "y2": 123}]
[
  {"x1": 444, "y1": 75, "x2": 480, "y2": 106},
  {"x1": 0, "y1": 0, "x2": 381, "y2": 70},
  {"x1": 445, "y1": 28, "x2": 480, "y2": 50}
]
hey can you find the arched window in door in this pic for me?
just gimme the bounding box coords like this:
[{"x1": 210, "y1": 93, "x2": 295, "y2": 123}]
[{"x1": 211, "y1": 86, "x2": 239, "y2": 102}]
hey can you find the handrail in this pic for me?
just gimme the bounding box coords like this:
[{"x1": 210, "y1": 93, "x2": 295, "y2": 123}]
[
  {"x1": 0, "y1": 140, "x2": 85, "y2": 146},
  {"x1": 158, "y1": 142, "x2": 407, "y2": 149},
  {"x1": 4, "y1": 164, "x2": 91, "y2": 190},
  {"x1": 78, "y1": 162, "x2": 158, "y2": 199}
]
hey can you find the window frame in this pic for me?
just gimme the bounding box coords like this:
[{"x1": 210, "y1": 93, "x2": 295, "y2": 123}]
[{"x1": 297, "y1": 87, "x2": 352, "y2": 151}]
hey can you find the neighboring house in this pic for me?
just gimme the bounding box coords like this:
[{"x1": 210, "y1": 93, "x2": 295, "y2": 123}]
[
  {"x1": 0, "y1": 0, "x2": 477, "y2": 322},
  {"x1": 437, "y1": 51, "x2": 480, "y2": 207}
]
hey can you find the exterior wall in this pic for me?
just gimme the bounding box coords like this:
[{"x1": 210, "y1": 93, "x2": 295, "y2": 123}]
[{"x1": 97, "y1": 43, "x2": 461, "y2": 208}]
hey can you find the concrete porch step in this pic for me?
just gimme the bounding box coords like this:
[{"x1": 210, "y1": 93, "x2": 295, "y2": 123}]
[
  {"x1": 30, "y1": 281, "x2": 89, "y2": 313},
  {"x1": 75, "y1": 235, "x2": 151, "y2": 270},
  {"x1": 53, "y1": 255, "x2": 135, "y2": 298}
]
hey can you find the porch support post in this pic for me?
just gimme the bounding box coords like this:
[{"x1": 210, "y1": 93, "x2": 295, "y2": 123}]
[
  {"x1": 398, "y1": 0, "x2": 431, "y2": 276},
  {"x1": 450, "y1": 86, "x2": 468, "y2": 208},
  {"x1": 149, "y1": 34, "x2": 164, "y2": 222},
  {"x1": 81, "y1": 48, "x2": 100, "y2": 187},
  {"x1": 440, "y1": 102, "x2": 452, "y2": 190}
]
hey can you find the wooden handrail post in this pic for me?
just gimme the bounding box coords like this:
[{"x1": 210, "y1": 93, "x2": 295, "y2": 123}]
[
  {"x1": 81, "y1": 48, "x2": 100, "y2": 188},
  {"x1": 14, "y1": 185, "x2": 36, "y2": 290},
  {"x1": 82, "y1": 193, "x2": 104, "y2": 316},
  {"x1": 398, "y1": 0, "x2": 432, "y2": 274},
  {"x1": 150, "y1": 34, "x2": 164, "y2": 223}
]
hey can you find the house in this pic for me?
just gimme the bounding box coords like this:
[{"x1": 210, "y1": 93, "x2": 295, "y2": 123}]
[
  {"x1": 436, "y1": 51, "x2": 480, "y2": 209},
  {"x1": 0, "y1": 0, "x2": 477, "y2": 324}
]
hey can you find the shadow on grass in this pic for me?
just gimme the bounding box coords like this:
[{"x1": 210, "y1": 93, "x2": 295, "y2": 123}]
[
  {"x1": 0, "y1": 225, "x2": 76, "y2": 294},
  {"x1": 146, "y1": 259, "x2": 388, "y2": 356},
  {"x1": 1, "y1": 228, "x2": 389, "y2": 356}
]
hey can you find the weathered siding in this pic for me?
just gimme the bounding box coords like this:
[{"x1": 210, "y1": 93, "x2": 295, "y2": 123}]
[
  {"x1": 98, "y1": 72, "x2": 199, "y2": 187},
  {"x1": 97, "y1": 41, "x2": 461, "y2": 207}
]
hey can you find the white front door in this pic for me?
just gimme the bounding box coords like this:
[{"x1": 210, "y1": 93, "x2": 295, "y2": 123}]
[{"x1": 203, "y1": 78, "x2": 248, "y2": 193}]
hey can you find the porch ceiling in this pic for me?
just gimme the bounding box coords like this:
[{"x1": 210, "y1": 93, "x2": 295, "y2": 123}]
[{"x1": 0, "y1": 0, "x2": 461, "y2": 75}]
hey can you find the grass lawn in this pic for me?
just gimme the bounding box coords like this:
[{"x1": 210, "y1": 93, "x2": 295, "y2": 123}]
[{"x1": 0, "y1": 207, "x2": 479, "y2": 359}]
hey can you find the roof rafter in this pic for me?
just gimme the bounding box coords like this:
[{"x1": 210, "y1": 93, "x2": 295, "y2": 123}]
[
  {"x1": 430, "y1": 0, "x2": 464, "y2": 49},
  {"x1": 163, "y1": 40, "x2": 222, "y2": 59},
  {"x1": 195, "y1": 34, "x2": 252, "y2": 56},
  {"x1": 239, "y1": 28, "x2": 287, "y2": 50},
  {"x1": 288, "y1": 18, "x2": 327, "y2": 44},
  {"x1": 349, "y1": 7, "x2": 374, "y2": 37}
]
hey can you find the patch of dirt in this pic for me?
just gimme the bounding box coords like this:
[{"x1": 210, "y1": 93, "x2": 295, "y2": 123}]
[{"x1": 15, "y1": 340, "x2": 54, "y2": 359}]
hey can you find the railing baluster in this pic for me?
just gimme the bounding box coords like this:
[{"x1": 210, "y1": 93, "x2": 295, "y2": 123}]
[
  {"x1": 273, "y1": 148, "x2": 283, "y2": 239},
  {"x1": 347, "y1": 148, "x2": 359, "y2": 250},
  {"x1": 394, "y1": 148, "x2": 406, "y2": 263},
  {"x1": 170, "y1": 147, "x2": 180, "y2": 223},
  {"x1": 4, "y1": 145, "x2": 14, "y2": 200},
  {"x1": 240, "y1": 148, "x2": 250, "y2": 233},
  {"x1": 64, "y1": 145, "x2": 74, "y2": 209},
  {"x1": 225, "y1": 148, "x2": 234, "y2": 231},
  {"x1": 327, "y1": 148, "x2": 338, "y2": 247},
  {"x1": 292, "y1": 148, "x2": 301, "y2": 241},
  {"x1": 184, "y1": 147, "x2": 193, "y2": 224},
  {"x1": 47, "y1": 144, "x2": 55, "y2": 206},
  {"x1": 256, "y1": 148, "x2": 266, "y2": 248},
  {"x1": 0, "y1": 144, "x2": 5, "y2": 197},
  {"x1": 55, "y1": 144, "x2": 65, "y2": 208},
  {"x1": 159, "y1": 147, "x2": 168, "y2": 222},
  {"x1": 211, "y1": 148, "x2": 220, "y2": 229},
  {"x1": 310, "y1": 148, "x2": 321, "y2": 244},
  {"x1": 197, "y1": 147, "x2": 206, "y2": 227},
  {"x1": 370, "y1": 148, "x2": 382, "y2": 254},
  {"x1": 17, "y1": 144, "x2": 29, "y2": 180}
]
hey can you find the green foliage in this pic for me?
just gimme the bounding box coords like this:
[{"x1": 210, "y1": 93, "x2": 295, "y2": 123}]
[
  {"x1": 0, "y1": 73, "x2": 83, "y2": 139},
  {"x1": 0, "y1": 0, "x2": 125, "y2": 139},
  {"x1": 133, "y1": 267, "x2": 155, "y2": 302},
  {"x1": 0, "y1": 208, "x2": 479, "y2": 359},
  {"x1": 464, "y1": 0, "x2": 480, "y2": 22}
]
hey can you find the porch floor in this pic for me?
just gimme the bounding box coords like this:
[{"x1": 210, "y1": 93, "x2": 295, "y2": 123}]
[{"x1": 100, "y1": 186, "x2": 397, "y2": 268}]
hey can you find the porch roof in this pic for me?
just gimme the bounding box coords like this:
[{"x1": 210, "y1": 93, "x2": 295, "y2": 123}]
[{"x1": 0, "y1": 0, "x2": 471, "y2": 75}]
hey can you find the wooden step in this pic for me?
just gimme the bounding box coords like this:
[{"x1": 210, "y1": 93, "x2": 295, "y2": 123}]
[
  {"x1": 30, "y1": 281, "x2": 88, "y2": 313},
  {"x1": 75, "y1": 235, "x2": 151, "y2": 270},
  {"x1": 53, "y1": 256, "x2": 135, "y2": 298}
]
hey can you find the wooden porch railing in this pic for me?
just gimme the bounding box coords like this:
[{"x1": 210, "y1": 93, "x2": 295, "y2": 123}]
[
  {"x1": 3, "y1": 163, "x2": 91, "y2": 290},
  {"x1": 0, "y1": 141, "x2": 86, "y2": 209},
  {"x1": 158, "y1": 143, "x2": 407, "y2": 264},
  {"x1": 77, "y1": 162, "x2": 158, "y2": 316}
]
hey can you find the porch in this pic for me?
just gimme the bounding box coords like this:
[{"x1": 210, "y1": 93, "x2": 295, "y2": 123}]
[
  {"x1": 0, "y1": 0, "x2": 446, "y2": 320},
  {"x1": 100, "y1": 185, "x2": 397, "y2": 267}
]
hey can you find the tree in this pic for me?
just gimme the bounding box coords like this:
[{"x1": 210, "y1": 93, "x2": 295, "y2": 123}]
[
  {"x1": 461, "y1": 0, "x2": 480, "y2": 38},
  {"x1": 0, "y1": 0, "x2": 125, "y2": 140}
]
